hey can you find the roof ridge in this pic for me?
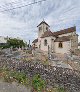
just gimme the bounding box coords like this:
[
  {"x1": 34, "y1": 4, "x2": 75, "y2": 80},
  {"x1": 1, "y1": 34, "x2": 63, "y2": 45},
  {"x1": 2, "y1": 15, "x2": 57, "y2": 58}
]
[
  {"x1": 54, "y1": 26, "x2": 76, "y2": 32},
  {"x1": 53, "y1": 26, "x2": 76, "y2": 36},
  {"x1": 37, "y1": 20, "x2": 50, "y2": 27}
]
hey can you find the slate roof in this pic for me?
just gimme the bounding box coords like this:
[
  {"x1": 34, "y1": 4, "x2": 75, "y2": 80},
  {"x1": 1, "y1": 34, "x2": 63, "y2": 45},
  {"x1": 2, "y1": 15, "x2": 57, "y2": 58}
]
[{"x1": 32, "y1": 39, "x2": 38, "y2": 43}]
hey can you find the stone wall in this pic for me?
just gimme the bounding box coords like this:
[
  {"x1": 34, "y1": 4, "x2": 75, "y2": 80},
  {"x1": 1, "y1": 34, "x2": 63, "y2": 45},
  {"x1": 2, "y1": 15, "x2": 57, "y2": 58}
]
[
  {"x1": 71, "y1": 33, "x2": 78, "y2": 52},
  {"x1": 0, "y1": 59, "x2": 80, "y2": 92}
]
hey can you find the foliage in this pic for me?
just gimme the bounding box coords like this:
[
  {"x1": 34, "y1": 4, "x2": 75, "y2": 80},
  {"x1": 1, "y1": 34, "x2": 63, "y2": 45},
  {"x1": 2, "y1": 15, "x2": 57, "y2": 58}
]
[
  {"x1": 9, "y1": 71, "x2": 29, "y2": 85},
  {"x1": 0, "y1": 44, "x2": 10, "y2": 49},
  {"x1": 32, "y1": 74, "x2": 46, "y2": 92},
  {"x1": 7, "y1": 38, "x2": 25, "y2": 48},
  {"x1": 0, "y1": 68, "x2": 29, "y2": 86},
  {"x1": 0, "y1": 38, "x2": 26, "y2": 49}
]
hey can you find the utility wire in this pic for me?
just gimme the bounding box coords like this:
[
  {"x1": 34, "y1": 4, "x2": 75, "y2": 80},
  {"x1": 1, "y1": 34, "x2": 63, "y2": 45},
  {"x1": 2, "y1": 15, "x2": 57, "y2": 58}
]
[
  {"x1": 0, "y1": 0, "x2": 47, "y2": 12},
  {"x1": 0, "y1": 0, "x2": 25, "y2": 9},
  {"x1": 0, "y1": 1, "x2": 20, "y2": 9}
]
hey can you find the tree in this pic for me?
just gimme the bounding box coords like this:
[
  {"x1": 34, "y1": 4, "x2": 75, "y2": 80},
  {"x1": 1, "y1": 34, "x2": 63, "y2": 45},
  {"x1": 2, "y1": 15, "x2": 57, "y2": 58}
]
[{"x1": 7, "y1": 38, "x2": 26, "y2": 48}]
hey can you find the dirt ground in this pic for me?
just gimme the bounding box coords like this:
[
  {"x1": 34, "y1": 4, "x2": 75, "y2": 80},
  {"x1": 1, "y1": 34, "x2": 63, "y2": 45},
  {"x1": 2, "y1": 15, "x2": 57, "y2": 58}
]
[{"x1": 0, "y1": 81, "x2": 31, "y2": 92}]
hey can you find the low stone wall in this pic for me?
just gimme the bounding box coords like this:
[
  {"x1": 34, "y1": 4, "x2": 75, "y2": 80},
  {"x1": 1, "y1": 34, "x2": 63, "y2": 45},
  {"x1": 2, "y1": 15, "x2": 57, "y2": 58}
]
[{"x1": 0, "y1": 60, "x2": 80, "y2": 92}]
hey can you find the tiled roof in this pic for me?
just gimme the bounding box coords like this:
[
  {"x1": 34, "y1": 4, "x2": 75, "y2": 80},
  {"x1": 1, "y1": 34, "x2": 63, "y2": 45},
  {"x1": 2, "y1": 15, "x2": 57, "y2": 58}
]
[
  {"x1": 32, "y1": 39, "x2": 38, "y2": 43},
  {"x1": 32, "y1": 27, "x2": 76, "y2": 43},
  {"x1": 41, "y1": 31, "x2": 55, "y2": 38},
  {"x1": 53, "y1": 26, "x2": 76, "y2": 36},
  {"x1": 37, "y1": 21, "x2": 50, "y2": 27},
  {"x1": 41, "y1": 26, "x2": 76, "y2": 38},
  {"x1": 54, "y1": 36, "x2": 71, "y2": 42}
]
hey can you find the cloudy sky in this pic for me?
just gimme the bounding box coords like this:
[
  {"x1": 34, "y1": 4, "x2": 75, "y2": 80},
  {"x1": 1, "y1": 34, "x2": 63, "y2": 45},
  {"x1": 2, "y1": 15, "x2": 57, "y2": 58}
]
[{"x1": 0, "y1": 0, "x2": 80, "y2": 43}]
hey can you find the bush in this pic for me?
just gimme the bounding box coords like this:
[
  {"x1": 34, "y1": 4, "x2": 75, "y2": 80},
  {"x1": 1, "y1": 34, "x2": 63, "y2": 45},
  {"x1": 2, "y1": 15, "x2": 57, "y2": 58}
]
[
  {"x1": 7, "y1": 38, "x2": 26, "y2": 48},
  {"x1": 32, "y1": 74, "x2": 46, "y2": 92}
]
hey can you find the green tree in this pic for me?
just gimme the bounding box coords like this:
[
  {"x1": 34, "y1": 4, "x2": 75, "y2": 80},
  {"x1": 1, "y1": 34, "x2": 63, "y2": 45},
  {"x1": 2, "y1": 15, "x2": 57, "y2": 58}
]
[{"x1": 7, "y1": 38, "x2": 26, "y2": 48}]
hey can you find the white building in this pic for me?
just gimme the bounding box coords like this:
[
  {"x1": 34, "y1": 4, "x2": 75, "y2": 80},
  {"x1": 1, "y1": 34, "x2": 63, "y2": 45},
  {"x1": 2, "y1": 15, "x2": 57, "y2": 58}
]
[
  {"x1": 0, "y1": 36, "x2": 7, "y2": 45},
  {"x1": 32, "y1": 20, "x2": 78, "y2": 54}
]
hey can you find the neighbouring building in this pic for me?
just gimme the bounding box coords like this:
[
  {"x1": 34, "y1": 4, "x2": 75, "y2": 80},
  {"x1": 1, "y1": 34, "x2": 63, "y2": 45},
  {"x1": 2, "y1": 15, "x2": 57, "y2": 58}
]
[
  {"x1": 0, "y1": 36, "x2": 8, "y2": 46},
  {"x1": 32, "y1": 20, "x2": 78, "y2": 54}
]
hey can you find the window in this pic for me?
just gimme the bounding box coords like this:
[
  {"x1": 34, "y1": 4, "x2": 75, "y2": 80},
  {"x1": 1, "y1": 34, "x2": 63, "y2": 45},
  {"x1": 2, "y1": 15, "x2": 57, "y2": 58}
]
[
  {"x1": 39, "y1": 27, "x2": 42, "y2": 31},
  {"x1": 46, "y1": 27, "x2": 48, "y2": 31},
  {"x1": 44, "y1": 39, "x2": 47, "y2": 46},
  {"x1": 58, "y1": 42, "x2": 63, "y2": 48}
]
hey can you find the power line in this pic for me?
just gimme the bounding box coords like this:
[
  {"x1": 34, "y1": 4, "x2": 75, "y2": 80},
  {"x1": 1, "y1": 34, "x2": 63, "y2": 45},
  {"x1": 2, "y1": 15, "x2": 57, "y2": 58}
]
[
  {"x1": 0, "y1": 0, "x2": 47, "y2": 12},
  {"x1": 0, "y1": 1, "x2": 20, "y2": 9},
  {"x1": 2, "y1": 0, "x2": 36, "y2": 5},
  {"x1": 0, "y1": 0, "x2": 25, "y2": 9}
]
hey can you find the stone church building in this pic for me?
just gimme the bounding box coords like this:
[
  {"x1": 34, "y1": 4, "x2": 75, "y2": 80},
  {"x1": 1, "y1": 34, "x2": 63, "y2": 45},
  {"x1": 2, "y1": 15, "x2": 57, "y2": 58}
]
[{"x1": 32, "y1": 20, "x2": 78, "y2": 54}]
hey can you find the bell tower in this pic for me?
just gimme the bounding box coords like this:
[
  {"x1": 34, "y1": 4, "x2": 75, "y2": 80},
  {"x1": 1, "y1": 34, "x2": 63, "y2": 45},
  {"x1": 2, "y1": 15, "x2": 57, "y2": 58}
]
[{"x1": 37, "y1": 20, "x2": 50, "y2": 38}]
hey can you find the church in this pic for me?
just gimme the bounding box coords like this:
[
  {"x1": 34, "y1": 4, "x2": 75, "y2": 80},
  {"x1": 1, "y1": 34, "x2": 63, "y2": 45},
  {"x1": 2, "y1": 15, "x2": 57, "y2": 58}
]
[{"x1": 32, "y1": 20, "x2": 78, "y2": 54}]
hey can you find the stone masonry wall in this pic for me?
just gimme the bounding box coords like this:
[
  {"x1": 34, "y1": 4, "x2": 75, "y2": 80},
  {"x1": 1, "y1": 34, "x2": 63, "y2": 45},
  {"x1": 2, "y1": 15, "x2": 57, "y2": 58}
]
[
  {"x1": 0, "y1": 60, "x2": 80, "y2": 92},
  {"x1": 71, "y1": 34, "x2": 78, "y2": 51}
]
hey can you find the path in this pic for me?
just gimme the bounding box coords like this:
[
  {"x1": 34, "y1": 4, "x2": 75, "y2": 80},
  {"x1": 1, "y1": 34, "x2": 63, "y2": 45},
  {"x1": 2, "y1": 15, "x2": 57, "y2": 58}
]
[{"x1": 0, "y1": 81, "x2": 31, "y2": 92}]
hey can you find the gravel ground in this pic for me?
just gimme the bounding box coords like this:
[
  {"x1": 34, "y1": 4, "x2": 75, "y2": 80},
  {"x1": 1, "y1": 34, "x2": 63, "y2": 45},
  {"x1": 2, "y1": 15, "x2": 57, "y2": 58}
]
[{"x1": 0, "y1": 81, "x2": 31, "y2": 92}]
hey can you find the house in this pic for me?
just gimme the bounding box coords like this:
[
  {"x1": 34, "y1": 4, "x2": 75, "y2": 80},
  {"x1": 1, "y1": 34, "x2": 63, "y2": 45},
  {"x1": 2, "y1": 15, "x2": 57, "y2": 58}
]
[
  {"x1": 32, "y1": 20, "x2": 78, "y2": 54},
  {"x1": 0, "y1": 36, "x2": 7, "y2": 46}
]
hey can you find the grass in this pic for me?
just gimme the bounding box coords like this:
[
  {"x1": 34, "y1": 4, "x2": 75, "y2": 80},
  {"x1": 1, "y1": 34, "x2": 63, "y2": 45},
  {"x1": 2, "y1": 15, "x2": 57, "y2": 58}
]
[
  {"x1": 0, "y1": 68, "x2": 30, "y2": 86},
  {"x1": 32, "y1": 74, "x2": 46, "y2": 92}
]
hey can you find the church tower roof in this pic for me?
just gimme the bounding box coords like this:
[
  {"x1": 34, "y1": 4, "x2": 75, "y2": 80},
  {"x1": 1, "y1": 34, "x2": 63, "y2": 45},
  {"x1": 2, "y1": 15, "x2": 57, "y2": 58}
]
[{"x1": 37, "y1": 20, "x2": 50, "y2": 27}]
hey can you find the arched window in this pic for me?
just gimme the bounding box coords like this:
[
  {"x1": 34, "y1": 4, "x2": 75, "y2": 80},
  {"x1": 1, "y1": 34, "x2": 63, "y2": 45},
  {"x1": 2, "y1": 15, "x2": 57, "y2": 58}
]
[
  {"x1": 58, "y1": 42, "x2": 63, "y2": 48},
  {"x1": 44, "y1": 39, "x2": 47, "y2": 46}
]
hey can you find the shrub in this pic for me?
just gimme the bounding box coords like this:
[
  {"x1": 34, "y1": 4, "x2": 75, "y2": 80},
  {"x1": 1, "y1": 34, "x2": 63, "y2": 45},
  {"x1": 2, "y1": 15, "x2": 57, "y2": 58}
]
[{"x1": 32, "y1": 74, "x2": 46, "y2": 92}]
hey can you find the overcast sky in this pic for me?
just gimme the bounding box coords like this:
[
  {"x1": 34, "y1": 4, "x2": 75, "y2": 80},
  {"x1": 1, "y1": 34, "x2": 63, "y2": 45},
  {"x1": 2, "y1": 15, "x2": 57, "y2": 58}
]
[{"x1": 0, "y1": 0, "x2": 80, "y2": 43}]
